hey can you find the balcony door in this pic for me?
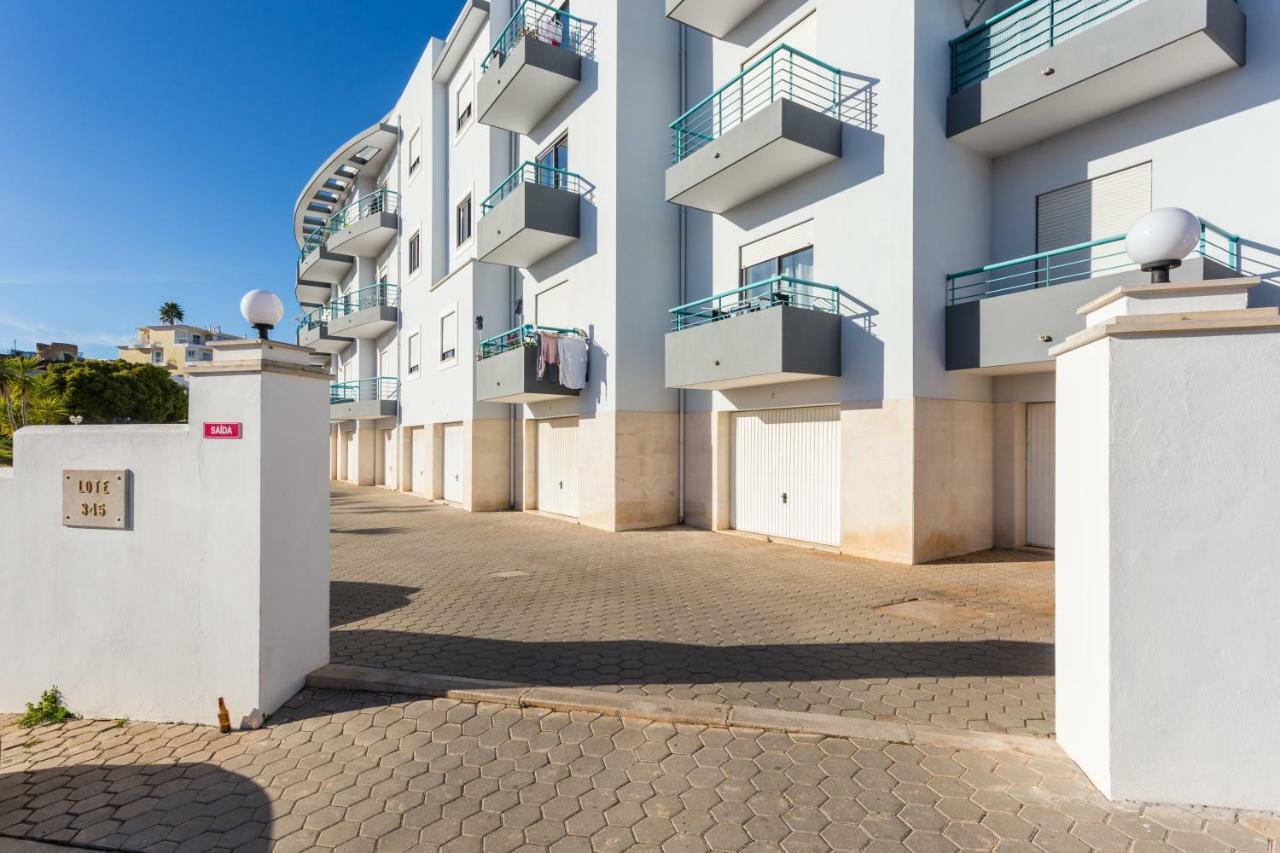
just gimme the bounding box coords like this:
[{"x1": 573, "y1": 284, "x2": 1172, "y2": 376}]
[
  {"x1": 1035, "y1": 162, "x2": 1151, "y2": 286},
  {"x1": 536, "y1": 134, "x2": 569, "y2": 189}
]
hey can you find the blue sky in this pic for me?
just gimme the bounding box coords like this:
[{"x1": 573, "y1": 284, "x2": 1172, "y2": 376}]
[{"x1": 0, "y1": 0, "x2": 457, "y2": 358}]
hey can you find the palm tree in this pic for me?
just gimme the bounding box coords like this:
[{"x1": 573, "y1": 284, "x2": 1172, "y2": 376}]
[
  {"x1": 4, "y1": 356, "x2": 43, "y2": 427},
  {"x1": 159, "y1": 302, "x2": 185, "y2": 325},
  {"x1": 0, "y1": 357, "x2": 19, "y2": 435}
]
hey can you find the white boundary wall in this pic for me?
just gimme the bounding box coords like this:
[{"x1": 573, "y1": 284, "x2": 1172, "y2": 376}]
[{"x1": 0, "y1": 341, "x2": 331, "y2": 727}]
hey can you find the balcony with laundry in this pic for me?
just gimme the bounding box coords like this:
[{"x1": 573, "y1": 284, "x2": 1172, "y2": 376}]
[
  {"x1": 477, "y1": 161, "x2": 587, "y2": 269},
  {"x1": 945, "y1": 217, "x2": 1244, "y2": 372},
  {"x1": 478, "y1": 1, "x2": 596, "y2": 135},
  {"x1": 329, "y1": 377, "x2": 399, "y2": 421},
  {"x1": 946, "y1": 0, "x2": 1246, "y2": 155},
  {"x1": 665, "y1": 273, "x2": 845, "y2": 391},
  {"x1": 665, "y1": 45, "x2": 872, "y2": 214},
  {"x1": 293, "y1": 121, "x2": 399, "y2": 306},
  {"x1": 474, "y1": 325, "x2": 589, "y2": 404},
  {"x1": 664, "y1": 0, "x2": 770, "y2": 38}
]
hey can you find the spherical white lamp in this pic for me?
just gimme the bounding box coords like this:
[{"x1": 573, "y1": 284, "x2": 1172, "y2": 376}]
[
  {"x1": 240, "y1": 289, "x2": 285, "y2": 340},
  {"x1": 1126, "y1": 207, "x2": 1200, "y2": 283}
]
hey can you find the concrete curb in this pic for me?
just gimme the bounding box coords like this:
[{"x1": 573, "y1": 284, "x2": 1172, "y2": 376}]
[{"x1": 306, "y1": 663, "x2": 1063, "y2": 759}]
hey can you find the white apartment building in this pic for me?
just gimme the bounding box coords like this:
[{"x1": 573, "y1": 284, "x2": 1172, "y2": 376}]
[{"x1": 294, "y1": 0, "x2": 1277, "y2": 563}]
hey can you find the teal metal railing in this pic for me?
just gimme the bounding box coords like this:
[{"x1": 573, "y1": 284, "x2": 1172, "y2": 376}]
[
  {"x1": 670, "y1": 45, "x2": 845, "y2": 164},
  {"x1": 330, "y1": 377, "x2": 399, "y2": 404},
  {"x1": 298, "y1": 188, "x2": 401, "y2": 262},
  {"x1": 481, "y1": 162, "x2": 588, "y2": 216},
  {"x1": 948, "y1": 0, "x2": 1210, "y2": 93},
  {"x1": 477, "y1": 324, "x2": 587, "y2": 360},
  {"x1": 297, "y1": 303, "x2": 338, "y2": 334},
  {"x1": 481, "y1": 0, "x2": 595, "y2": 73},
  {"x1": 332, "y1": 283, "x2": 400, "y2": 318},
  {"x1": 946, "y1": 219, "x2": 1242, "y2": 305},
  {"x1": 669, "y1": 276, "x2": 841, "y2": 332}
]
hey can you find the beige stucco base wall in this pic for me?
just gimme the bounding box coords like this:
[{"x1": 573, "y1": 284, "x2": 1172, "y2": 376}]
[
  {"x1": 992, "y1": 402, "x2": 1028, "y2": 549},
  {"x1": 465, "y1": 417, "x2": 511, "y2": 512},
  {"x1": 683, "y1": 398, "x2": 999, "y2": 565},
  {"x1": 578, "y1": 411, "x2": 680, "y2": 531}
]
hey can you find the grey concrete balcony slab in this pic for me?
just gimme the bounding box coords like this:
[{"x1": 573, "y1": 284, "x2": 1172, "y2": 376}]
[
  {"x1": 478, "y1": 182, "x2": 580, "y2": 268},
  {"x1": 330, "y1": 399, "x2": 397, "y2": 421},
  {"x1": 475, "y1": 346, "x2": 579, "y2": 404},
  {"x1": 296, "y1": 279, "x2": 333, "y2": 308},
  {"x1": 327, "y1": 211, "x2": 399, "y2": 260},
  {"x1": 946, "y1": 256, "x2": 1237, "y2": 373},
  {"x1": 478, "y1": 36, "x2": 582, "y2": 135},
  {"x1": 328, "y1": 305, "x2": 398, "y2": 340},
  {"x1": 297, "y1": 322, "x2": 352, "y2": 354},
  {"x1": 298, "y1": 249, "x2": 353, "y2": 286},
  {"x1": 665, "y1": 99, "x2": 843, "y2": 214},
  {"x1": 947, "y1": 0, "x2": 1245, "y2": 156},
  {"x1": 665, "y1": 306, "x2": 841, "y2": 391},
  {"x1": 665, "y1": 0, "x2": 768, "y2": 38}
]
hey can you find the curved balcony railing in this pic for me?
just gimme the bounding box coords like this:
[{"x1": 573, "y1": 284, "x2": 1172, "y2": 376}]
[
  {"x1": 478, "y1": 324, "x2": 586, "y2": 360},
  {"x1": 298, "y1": 304, "x2": 339, "y2": 334},
  {"x1": 332, "y1": 283, "x2": 400, "y2": 318},
  {"x1": 669, "y1": 276, "x2": 840, "y2": 332},
  {"x1": 481, "y1": 0, "x2": 595, "y2": 73},
  {"x1": 330, "y1": 377, "x2": 400, "y2": 404},
  {"x1": 298, "y1": 188, "x2": 401, "y2": 262},
  {"x1": 946, "y1": 218, "x2": 1243, "y2": 305},
  {"x1": 670, "y1": 45, "x2": 844, "y2": 164},
  {"x1": 481, "y1": 162, "x2": 587, "y2": 216}
]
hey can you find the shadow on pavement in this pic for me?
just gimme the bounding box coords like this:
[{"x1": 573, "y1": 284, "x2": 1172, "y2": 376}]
[{"x1": 330, "y1": 581, "x2": 419, "y2": 627}]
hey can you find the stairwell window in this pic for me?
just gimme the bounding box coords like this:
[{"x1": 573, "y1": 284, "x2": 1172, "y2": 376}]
[
  {"x1": 456, "y1": 195, "x2": 473, "y2": 247},
  {"x1": 408, "y1": 332, "x2": 421, "y2": 375},
  {"x1": 408, "y1": 127, "x2": 422, "y2": 175},
  {"x1": 440, "y1": 309, "x2": 458, "y2": 365},
  {"x1": 408, "y1": 230, "x2": 421, "y2": 275},
  {"x1": 456, "y1": 75, "x2": 473, "y2": 134}
]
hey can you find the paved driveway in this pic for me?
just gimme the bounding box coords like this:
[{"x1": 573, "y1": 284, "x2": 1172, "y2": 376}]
[{"x1": 329, "y1": 485, "x2": 1054, "y2": 738}]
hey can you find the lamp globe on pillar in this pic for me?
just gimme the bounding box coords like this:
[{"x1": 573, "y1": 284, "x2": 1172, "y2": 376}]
[
  {"x1": 1125, "y1": 207, "x2": 1200, "y2": 284},
  {"x1": 240, "y1": 290, "x2": 285, "y2": 341}
]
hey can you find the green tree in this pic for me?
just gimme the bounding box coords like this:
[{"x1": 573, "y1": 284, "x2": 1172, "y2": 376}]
[
  {"x1": 42, "y1": 360, "x2": 187, "y2": 425},
  {"x1": 0, "y1": 356, "x2": 43, "y2": 430},
  {"x1": 159, "y1": 302, "x2": 185, "y2": 325}
]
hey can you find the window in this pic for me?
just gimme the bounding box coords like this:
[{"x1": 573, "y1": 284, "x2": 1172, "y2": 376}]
[
  {"x1": 440, "y1": 310, "x2": 458, "y2": 363},
  {"x1": 408, "y1": 127, "x2": 422, "y2": 175},
  {"x1": 191, "y1": 334, "x2": 202, "y2": 345},
  {"x1": 151, "y1": 351, "x2": 164, "y2": 365},
  {"x1": 456, "y1": 195, "x2": 472, "y2": 247},
  {"x1": 536, "y1": 134, "x2": 570, "y2": 188},
  {"x1": 456, "y1": 75, "x2": 473, "y2": 133},
  {"x1": 408, "y1": 332, "x2": 421, "y2": 375},
  {"x1": 408, "y1": 230, "x2": 421, "y2": 274},
  {"x1": 741, "y1": 245, "x2": 816, "y2": 309},
  {"x1": 201, "y1": 351, "x2": 212, "y2": 361}
]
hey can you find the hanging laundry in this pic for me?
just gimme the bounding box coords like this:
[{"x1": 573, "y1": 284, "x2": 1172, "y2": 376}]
[
  {"x1": 537, "y1": 332, "x2": 560, "y2": 381},
  {"x1": 557, "y1": 336, "x2": 588, "y2": 390}
]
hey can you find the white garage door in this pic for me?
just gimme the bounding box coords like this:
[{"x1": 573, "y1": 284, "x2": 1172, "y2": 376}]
[
  {"x1": 442, "y1": 423, "x2": 464, "y2": 504},
  {"x1": 732, "y1": 406, "x2": 840, "y2": 546},
  {"x1": 537, "y1": 417, "x2": 580, "y2": 518},
  {"x1": 410, "y1": 427, "x2": 427, "y2": 495},
  {"x1": 1026, "y1": 402, "x2": 1055, "y2": 548}
]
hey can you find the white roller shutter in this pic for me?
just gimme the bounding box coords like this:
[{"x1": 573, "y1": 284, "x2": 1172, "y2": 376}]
[
  {"x1": 732, "y1": 406, "x2": 840, "y2": 547},
  {"x1": 1037, "y1": 163, "x2": 1151, "y2": 280},
  {"x1": 537, "y1": 417, "x2": 580, "y2": 519},
  {"x1": 1026, "y1": 403, "x2": 1055, "y2": 549},
  {"x1": 442, "y1": 423, "x2": 463, "y2": 504}
]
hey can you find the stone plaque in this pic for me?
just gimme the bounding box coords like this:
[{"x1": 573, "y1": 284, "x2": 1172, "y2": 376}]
[{"x1": 62, "y1": 470, "x2": 130, "y2": 530}]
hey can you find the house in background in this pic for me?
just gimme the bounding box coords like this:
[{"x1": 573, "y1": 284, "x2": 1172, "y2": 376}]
[{"x1": 117, "y1": 324, "x2": 238, "y2": 382}]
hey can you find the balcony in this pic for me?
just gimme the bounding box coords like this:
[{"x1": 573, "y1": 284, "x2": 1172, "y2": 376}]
[
  {"x1": 665, "y1": 276, "x2": 842, "y2": 390},
  {"x1": 478, "y1": 163, "x2": 586, "y2": 268},
  {"x1": 327, "y1": 284, "x2": 400, "y2": 340},
  {"x1": 325, "y1": 189, "x2": 400, "y2": 259},
  {"x1": 475, "y1": 325, "x2": 586, "y2": 403},
  {"x1": 946, "y1": 0, "x2": 1246, "y2": 155},
  {"x1": 945, "y1": 219, "x2": 1243, "y2": 372},
  {"x1": 478, "y1": 1, "x2": 594, "y2": 135},
  {"x1": 297, "y1": 305, "x2": 351, "y2": 354},
  {"x1": 295, "y1": 279, "x2": 334, "y2": 309},
  {"x1": 330, "y1": 377, "x2": 399, "y2": 421},
  {"x1": 664, "y1": 0, "x2": 769, "y2": 38},
  {"x1": 666, "y1": 46, "x2": 846, "y2": 214}
]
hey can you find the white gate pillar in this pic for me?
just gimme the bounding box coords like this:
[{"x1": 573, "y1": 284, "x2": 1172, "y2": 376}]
[{"x1": 1053, "y1": 276, "x2": 1280, "y2": 811}]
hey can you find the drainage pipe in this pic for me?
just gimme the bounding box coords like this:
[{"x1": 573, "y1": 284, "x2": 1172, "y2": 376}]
[
  {"x1": 676, "y1": 23, "x2": 689, "y2": 524},
  {"x1": 508, "y1": 129, "x2": 520, "y2": 510}
]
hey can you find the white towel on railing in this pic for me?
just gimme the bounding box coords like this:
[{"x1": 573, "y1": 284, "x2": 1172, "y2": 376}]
[{"x1": 557, "y1": 336, "x2": 588, "y2": 390}]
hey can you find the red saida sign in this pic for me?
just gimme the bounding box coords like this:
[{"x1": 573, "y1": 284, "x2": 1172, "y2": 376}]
[{"x1": 203, "y1": 422, "x2": 242, "y2": 439}]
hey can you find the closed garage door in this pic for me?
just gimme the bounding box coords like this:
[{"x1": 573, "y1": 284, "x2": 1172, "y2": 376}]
[
  {"x1": 410, "y1": 427, "x2": 427, "y2": 495},
  {"x1": 732, "y1": 406, "x2": 840, "y2": 546},
  {"x1": 1026, "y1": 402, "x2": 1055, "y2": 548},
  {"x1": 442, "y1": 423, "x2": 463, "y2": 504},
  {"x1": 537, "y1": 417, "x2": 579, "y2": 519}
]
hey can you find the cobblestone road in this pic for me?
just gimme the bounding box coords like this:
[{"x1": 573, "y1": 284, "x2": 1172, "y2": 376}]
[
  {"x1": 3, "y1": 692, "x2": 1277, "y2": 853},
  {"x1": 328, "y1": 485, "x2": 1054, "y2": 737}
]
